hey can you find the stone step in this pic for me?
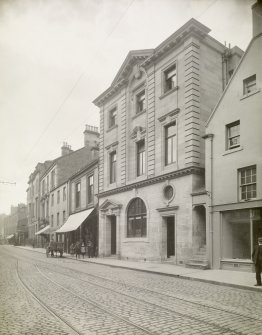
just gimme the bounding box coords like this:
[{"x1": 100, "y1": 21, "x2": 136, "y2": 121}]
[{"x1": 188, "y1": 258, "x2": 208, "y2": 264}]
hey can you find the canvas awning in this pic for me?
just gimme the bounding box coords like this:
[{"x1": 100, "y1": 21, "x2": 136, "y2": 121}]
[
  {"x1": 56, "y1": 208, "x2": 94, "y2": 233},
  {"x1": 35, "y1": 225, "x2": 50, "y2": 235},
  {"x1": 6, "y1": 234, "x2": 14, "y2": 239}
]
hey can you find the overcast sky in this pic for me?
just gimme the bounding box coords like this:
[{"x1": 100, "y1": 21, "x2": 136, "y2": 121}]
[{"x1": 0, "y1": 0, "x2": 255, "y2": 214}]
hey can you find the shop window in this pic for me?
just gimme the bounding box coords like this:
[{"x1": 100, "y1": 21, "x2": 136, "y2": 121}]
[
  {"x1": 137, "y1": 140, "x2": 145, "y2": 176},
  {"x1": 222, "y1": 209, "x2": 262, "y2": 260},
  {"x1": 243, "y1": 74, "x2": 256, "y2": 95},
  {"x1": 127, "y1": 198, "x2": 147, "y2": 237},
  {"x1": 226, "y1": 120, "x2": 240, "y2": 150},
  {"x1": 239, "y1": 166, "x2": 256, "y2": 200}
]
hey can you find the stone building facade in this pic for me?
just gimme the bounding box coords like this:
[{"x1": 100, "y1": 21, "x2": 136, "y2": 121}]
[
  {"x1": 205, "y1": 1, "x2": 262, "y2": 272},
  {"x1": 38, "y1": 125, "x2": 99, "y2": 244},
  {"x1": 94, "y1": 19, "x2": 242, "y2": 264}
]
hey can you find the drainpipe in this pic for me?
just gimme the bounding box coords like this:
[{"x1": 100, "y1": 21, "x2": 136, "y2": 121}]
[{"x1": 203, "y1": 133, "x2": 214, "y2": 269}]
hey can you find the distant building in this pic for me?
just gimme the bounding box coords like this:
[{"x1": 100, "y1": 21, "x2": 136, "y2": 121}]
[
  {"x1": 4, "y1": 204, "x2": 27, "y2": 244},
  {"x1": 204, "y1": 1, "x2": 262, "y2": 271},
  {"x1": 93, "y1": 18, "x2": 242, "y2": 264},
  {"x1": 27, "y1": 161, "x2": 53, "y2": 244}
]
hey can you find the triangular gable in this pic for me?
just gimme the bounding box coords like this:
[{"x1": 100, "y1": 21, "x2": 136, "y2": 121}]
[
  {"x1": 100, "y1": 199, "x2": 122, "y2": 211},
  {"x1": 111, "y1": 49, "x2": 153, "y2": 87}
]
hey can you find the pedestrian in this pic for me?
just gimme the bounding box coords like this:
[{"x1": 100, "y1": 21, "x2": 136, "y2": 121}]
[
  {"x1": 80, "y1": 241, "x2": 86, "y2": 258},
  {"x1": 70, "y1": 243, "x2": 75, "y2": 256},
  {"x1": 75, "y1": 241, "x2": 81, "y2": 259},
  {"x1": 87, "y1": 239, "x2": 93, "y2": 258},
  {"x1": 252, "y1": 237, "x2": 262, "y2": 286},
  {"x1": 49, "y1": 237, "x2": 55, "y2": 257}
]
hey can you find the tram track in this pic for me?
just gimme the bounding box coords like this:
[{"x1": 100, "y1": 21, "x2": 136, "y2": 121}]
[
  {"x1": 16, "y1": 259, "x2": 84, "y2": 335},
  {"x1": 4, "y1": 246, "x2": 262, "y2": 335},
  {"x1": 36, "y1": 263, "x2": 261, "y2": 335}
]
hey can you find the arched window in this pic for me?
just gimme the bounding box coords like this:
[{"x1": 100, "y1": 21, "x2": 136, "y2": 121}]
[{"x1": 127, "y1": 198, "x2": 147, "y2": 237}]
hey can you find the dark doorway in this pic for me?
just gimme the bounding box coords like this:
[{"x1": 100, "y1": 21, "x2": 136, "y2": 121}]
[
  {"x1": 166, "y1": 216, "x2": 175, "y2": 258},
  {"x1": 111, "y1": 216, "x2": 116, "y2": 255}
]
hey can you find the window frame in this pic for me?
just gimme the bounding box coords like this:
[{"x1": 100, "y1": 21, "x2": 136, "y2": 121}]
[
  {"x1": 108, "y1": 107, "x2": 117, "y2": 128},
  {"x1": 243, "y1": 74, "x2": 256, "y2": 95},
  {"x1": 137, "y1": 140, "x2": 145, "y2": 177},
  {"x1": 127, "y1": 198, "x2": 147, "y2": 238},
  {"x1": 63, "y1": 186, "x2": 66, "y2": 201},
  {"x1": 110, "y1": 151, "x2": 117, "y2": 184},
  {"x1": 239, "y1": 165, "x2": 257, "y2": 201},
  {"x1": 136, "y1": 89, "x2": 146, "y2": 114},
  {"x1": 164, "y1": 121, "x2": 177, "y2": 166},
  {"x1": 88, "y1": 175, "x2": 94, "y2": 204},
  {"x1": 75, "y1": 182, "x2": 81, "y2": 209},
  {"x1": 163, "y1": 64, "x2": 177, "y2": 94},
  {"x1": 226, "y1": 120, "x2": 240, "y2": 150},
  {"x1": 57, "y1": 190, "x2": 60, "y2": 204}
]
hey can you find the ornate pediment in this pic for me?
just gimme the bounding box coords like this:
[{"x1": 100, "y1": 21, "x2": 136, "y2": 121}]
[
  {"x1": 130, "y1": 126, "x2": 146, "y2": 141},
  {"x1": 99, "y1": 199, "x2": 122, "y2": 212}
]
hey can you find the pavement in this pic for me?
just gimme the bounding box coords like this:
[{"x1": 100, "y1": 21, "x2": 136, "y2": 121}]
[{"x1": 15, "y1": 245, "x2": 262, "y2": 292}]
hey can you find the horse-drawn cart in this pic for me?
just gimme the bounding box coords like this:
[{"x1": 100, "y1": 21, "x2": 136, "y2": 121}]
[{"x1": 46, "y1": 241, "x2": 64, "y2": 257}]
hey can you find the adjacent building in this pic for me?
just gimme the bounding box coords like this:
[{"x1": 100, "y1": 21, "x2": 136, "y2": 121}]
[
  {"x1": 37, "y1": 125, "x2": 99, "y2": 247},
  {"x1": 93, "y1": 18, "x2": 242, "y2": 264},
  {"x1": 204, "y1": 1, "x2": 262, "y2": 271},
  {"x1": 3, "y1": 204, "x2": 27, "y2": 244}
]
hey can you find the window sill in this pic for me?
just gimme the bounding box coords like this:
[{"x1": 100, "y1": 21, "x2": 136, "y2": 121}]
[
  {"x1": 123, "y1": 237, "x2": 149, "y2": 243},
  {"x1": 106, "y1": 125, "x2": 118, "y2": 133},
  {"x1": 159, "y1": 86, "x2": 179, "y2": 100},
  {"x1": 222, "y1": 146, "x2": 243, "y2": 156},
  {"x1": 240, "y1": 88, "x2": 260, "y2": 100},
  {"x1": 132, "y1": 109, "x2": 146, "y2": 120}
]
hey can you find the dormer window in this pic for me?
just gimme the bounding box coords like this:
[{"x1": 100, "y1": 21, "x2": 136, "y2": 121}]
[
  {"x1": 136, "y1": 90, "x2": 145, "y2": 114},
  {"x1": 243, "y1": 75, "x2": 256, "y2": 95}
]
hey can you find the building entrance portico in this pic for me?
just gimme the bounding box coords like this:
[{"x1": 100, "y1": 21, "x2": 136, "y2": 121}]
[{"x1": 99, "y1": 199, "x2": 122, "y2": 258}]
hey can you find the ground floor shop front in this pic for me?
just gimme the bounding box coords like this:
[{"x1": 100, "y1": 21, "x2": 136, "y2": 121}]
[
  {"x1": 212, "y1": 203, "x2": 262, "y2": 272},
  {"x1": 98, "y1": 173, "x2": 207, "y2": 265}
]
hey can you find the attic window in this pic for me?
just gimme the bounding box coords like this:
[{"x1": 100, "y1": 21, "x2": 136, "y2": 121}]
[{"x1": 243, "y1": 75, "x2": 256, "y2": 95}]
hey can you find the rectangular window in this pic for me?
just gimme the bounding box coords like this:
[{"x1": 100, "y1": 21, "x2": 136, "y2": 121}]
[
  {"x1": 110, "y1": 151, "x2": 117, "y2": 184},
  {"x1": 51, "y1": 215, "x2": 54, "y2": 227},
  {"x1": 63, "y1": 186, "x2": 66, "y2": 201},
  {"x1": 239, "y1": 166, "x2": 256, "y2": 200},
  {"x1": 136, "y1": 90, "x2": 145, "y2": 114},
  {"x1": 63, "y1": 210, "x2": 66, "y2": 223},
  {"x1": 51, "y1": 170, "x2": 55, "y2": 189},
  {"x1": 243, "y1": 74, "x2": 256, "y2": 94},
  {"x1": 47, "y1": 175, "x2": 49, "y2": 192},
  {"x1": 75, "y1": 182, "x2": 81, "y2": 208},
  {"x1": 165, "y1": 122, "x2": 176, "y2": 165},
  {"x1": 57, "y1": 190, "x2": 60, "y2": 204},
  {"x1": 42, "y1": 180, "x2": 45, "y2": 196},
  {"x1": 88, "y1": 175, "x2": 94, "y2": 204},
  {"x1": 57, "y1": 212, "x2": 60, "y2": 226},
  {"x1": 109, "y1": 107, "x2": 117, "y2": 128},
  {"x1": 226, "y1": 120, "x2": 240, "y2": 149},
  {"x1": 137, "y1": 140, "x2": 145, "y2": 176},
  {"x1": 164, "y1": 65, "x2": 176, "y2": 93},
  {"x1": 51, "y1": 194, "x2": 54, "y2": 206}
]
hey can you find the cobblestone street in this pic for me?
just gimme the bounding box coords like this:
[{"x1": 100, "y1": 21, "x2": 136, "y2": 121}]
[{"x1": 1, "y1": 245, "x2": 262, "y2": 335}]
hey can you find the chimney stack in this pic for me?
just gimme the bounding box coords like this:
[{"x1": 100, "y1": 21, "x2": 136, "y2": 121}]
[
  {"x1": 84, "y1": 125, "x2": 99, "y2": 149},
  {"x1": 252, "y1": 0, "x2": 262, "y2": 37},
  {"x1": 61, "y1": 142, "x2": 73, "y2": 156}
]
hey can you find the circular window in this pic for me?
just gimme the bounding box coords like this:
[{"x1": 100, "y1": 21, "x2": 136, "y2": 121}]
[{"x1": 164, "y1": 185, "x2": 174, "y2": 200}]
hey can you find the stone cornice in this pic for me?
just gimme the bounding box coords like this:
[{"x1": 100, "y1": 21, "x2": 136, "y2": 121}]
[
  {"x1": 156, "y1": 205, "x2": 179, "y2": 212},
  {"x1": 98, "y1": 166, "x2": 204, "y2": 198}
]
